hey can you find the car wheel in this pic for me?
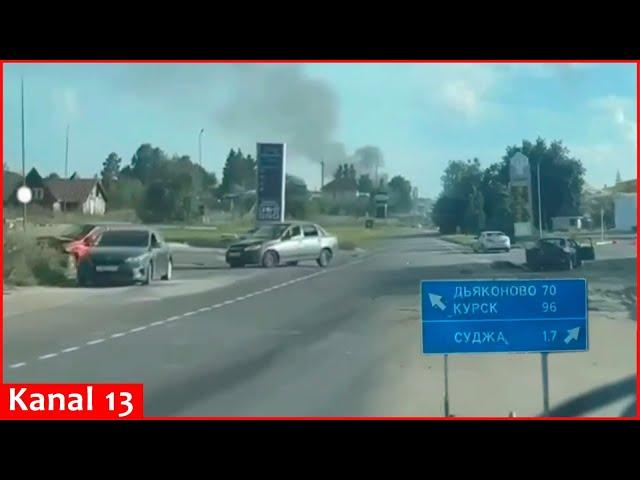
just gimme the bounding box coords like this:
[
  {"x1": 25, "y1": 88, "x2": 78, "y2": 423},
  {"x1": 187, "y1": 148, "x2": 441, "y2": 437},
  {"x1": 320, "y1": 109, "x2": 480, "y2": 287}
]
[
  {"x1": 143, "y1": 262, "x2": 153, "y2": 285},
  {"x1": 262, "y1": 250, "x2": 279, "y2": 268},
  {"x1": 286, "y1": 261, "x2": 298, "y2": 266},
  {"x1": 316, "y1": 248, "x2": 333, "y2": 267},
  {"x1": 161, "y1": 259, "x2": 172, "y2": 280},
  {"x1": 229, "y1": 261, "x2": 244, "y2": 268}
]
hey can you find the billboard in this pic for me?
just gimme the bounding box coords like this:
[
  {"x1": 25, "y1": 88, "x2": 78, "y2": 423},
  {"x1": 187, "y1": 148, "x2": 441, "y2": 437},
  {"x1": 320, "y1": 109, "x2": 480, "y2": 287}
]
[
  {"x1": 256, "y1": 143, "x2": 286, "y2": 223},
  {"x1": 509, "y1": 152, "x2": 530, "y2": 187}
]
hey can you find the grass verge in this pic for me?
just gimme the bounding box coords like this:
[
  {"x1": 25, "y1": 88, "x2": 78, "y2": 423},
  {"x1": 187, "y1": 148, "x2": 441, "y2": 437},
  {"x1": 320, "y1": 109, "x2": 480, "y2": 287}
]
[
  {"x1": 160, "y1": 220, "x2": 254, "y2": 249},
  {"x1": 325, "y1": 224, "x2": 418, "y2": 250},
  {"x1": 440, "y1": 234, "x2": 477, "y2": 247}
]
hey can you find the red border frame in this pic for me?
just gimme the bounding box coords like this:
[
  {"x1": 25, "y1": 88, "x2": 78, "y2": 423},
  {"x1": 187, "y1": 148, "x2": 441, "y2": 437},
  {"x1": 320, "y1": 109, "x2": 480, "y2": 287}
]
[{"x1": 0, "y1": 59, "x2": 638, "y2": 421}]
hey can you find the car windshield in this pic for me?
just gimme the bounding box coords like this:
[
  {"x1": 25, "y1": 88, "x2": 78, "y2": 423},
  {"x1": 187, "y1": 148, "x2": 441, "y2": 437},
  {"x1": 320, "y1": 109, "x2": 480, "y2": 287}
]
[
  {"x1": 486, "y1": 232, "x2": 505, "y2": 237},
  {"x1": 97, "y1": 230, "x2": 149, "y2": 248},
  {"x1": 250, "y1": 224, "x2": 290, "y2": 239},
  {"x1": 541, "y1": 239, "x2": 566, "y2": 248}
]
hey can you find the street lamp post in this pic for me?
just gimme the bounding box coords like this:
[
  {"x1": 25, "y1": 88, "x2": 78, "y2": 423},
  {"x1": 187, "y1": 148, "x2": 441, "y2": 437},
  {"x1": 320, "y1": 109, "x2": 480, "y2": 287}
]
[
  {"x1": 537, "y1": 160, "x2": 543, "y2": 239},
  {"x1": 197, "y1": 128, "x2": 205, "y2": 220},
  {"x1": 21, "y1": 78, "x2": 27, "y2": 232},
  {"x1": 198, "y1": 128, "x2": 204, "y2": 167}
]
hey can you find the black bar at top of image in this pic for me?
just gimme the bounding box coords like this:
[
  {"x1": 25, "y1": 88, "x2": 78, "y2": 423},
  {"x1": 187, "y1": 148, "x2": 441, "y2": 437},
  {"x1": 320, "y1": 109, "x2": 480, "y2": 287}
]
[
  {"x1": 1, "y1": 7, "x2": 639, "y2": 60},
  {"x1": 1, "y1": 35, "x2": 639, "y2": 60},
  {"x1": 1, "y1": 47, "x2": 639, "y2": 61}
]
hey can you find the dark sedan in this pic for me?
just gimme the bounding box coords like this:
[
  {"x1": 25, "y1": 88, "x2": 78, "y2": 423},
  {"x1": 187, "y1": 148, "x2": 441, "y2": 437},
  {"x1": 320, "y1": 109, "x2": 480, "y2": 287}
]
[
  {"x1": 76, "y1": 228, "x2": 173, "y2": 286},
  {"x1": 525, "y1": 237, "x2": 595, "y2": 271}
]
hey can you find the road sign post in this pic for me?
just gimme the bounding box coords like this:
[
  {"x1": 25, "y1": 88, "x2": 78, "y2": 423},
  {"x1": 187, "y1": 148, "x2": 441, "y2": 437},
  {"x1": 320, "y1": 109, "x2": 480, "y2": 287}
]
[
  {"x1": 541, "y1": 352, "x2": 550, "y2": 415},
  {"x1": 256, "y1": 143, "x2": 286, "y2": 226},
  {"x1": 443, "y1": 354, "x2": 450, "y2": 417},
  {"x1": 421, "y1": 278, "x2": 588, "y2": 416}
]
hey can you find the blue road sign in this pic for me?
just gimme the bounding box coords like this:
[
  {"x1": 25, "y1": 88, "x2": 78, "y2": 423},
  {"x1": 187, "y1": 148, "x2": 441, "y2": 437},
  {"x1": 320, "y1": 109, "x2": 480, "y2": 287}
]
[
  {"x1": 256, "y1": 143, "x2": 286, "y2": 223},
  {"x1": 421, "y1": 279, "x2": 588, "y2": 355}
]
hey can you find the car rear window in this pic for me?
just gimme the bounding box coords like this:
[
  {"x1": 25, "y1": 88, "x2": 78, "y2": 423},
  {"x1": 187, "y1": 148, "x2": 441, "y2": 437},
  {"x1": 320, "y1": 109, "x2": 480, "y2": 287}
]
[{"x1": 98, "y1": 230, "x2": 150, "y2": 248}]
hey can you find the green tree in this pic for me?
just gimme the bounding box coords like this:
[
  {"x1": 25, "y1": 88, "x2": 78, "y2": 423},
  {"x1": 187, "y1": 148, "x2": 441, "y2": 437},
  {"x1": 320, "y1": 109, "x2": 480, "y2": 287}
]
[
  {"x1": 480, "y1": 162, "x2": 514, "y2": 236},
  {"x1": 220, "y1": 149, "x2": 256, "y2": 194},
  {"x1": 130, "y1": 144, "x2": 169, "y2": 185},
  {"x1": 334, "y1": 164, "x2": 344, "y2": 180},
  {"x1": 432, "y1": 195, "x2": 458, "y2": 234},
  {"x1": 388, "y1": 175, "x2": 413, "y2": 213},
  {"x1": 101, "y1": 152, "x2": 122, "y2": 190},
  {"x1": 136, "y1": 182, "x2": 176, "y2": 223},
  {"x1": 463, "y1": 186, "x2": 486, "y2": 234},
  {"x1": 432, "y1": 158, "x2": 483, "y2": 232},
  {"x1": 46, "y1": 173, "x2": 60, "y2": 180},
  {"x1": 357, "y1": 174, "x2": 374, "y2": 193},
  {"x1": 347, "y1": 164, "x2": 357, "y2": 182},
  {"x1": 108, "y1": 177, "x2": 145, "y2": 211},
  {"x1": 285, "y1": 175, "x2": 309, "y2": 219}
]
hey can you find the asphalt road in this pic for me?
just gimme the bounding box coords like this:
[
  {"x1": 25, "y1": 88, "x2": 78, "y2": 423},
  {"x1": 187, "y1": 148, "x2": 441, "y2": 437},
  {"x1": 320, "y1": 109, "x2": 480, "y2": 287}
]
[{"x1": 3, "y1": 233, "x2": 636, "y2": 417}]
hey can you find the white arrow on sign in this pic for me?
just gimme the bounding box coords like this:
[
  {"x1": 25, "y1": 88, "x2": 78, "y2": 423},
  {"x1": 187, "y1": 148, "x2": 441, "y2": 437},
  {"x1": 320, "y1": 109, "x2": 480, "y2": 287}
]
[
  {"x1": 564, "y1": 327, "x2": 580, "y2": 344},
  {"x1": 428, "y1": 293, "x2": 446, "y2": 311}
]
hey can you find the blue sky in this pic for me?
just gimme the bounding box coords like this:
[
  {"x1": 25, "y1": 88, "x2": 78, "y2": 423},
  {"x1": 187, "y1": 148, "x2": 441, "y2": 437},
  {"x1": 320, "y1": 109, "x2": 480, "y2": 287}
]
[{"x1": 2, "y1": 62, "x2": 636, "y2": 198}]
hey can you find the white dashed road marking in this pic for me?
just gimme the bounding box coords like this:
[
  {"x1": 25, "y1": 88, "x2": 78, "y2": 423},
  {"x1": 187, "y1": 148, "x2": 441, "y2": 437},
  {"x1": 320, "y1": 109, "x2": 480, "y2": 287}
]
[
  {"x1": 10, "y1": 257, "x2": 365, "y2": 368},
  {"x1": 39, "y1": 353, "x2": 58, "y2": 360}
]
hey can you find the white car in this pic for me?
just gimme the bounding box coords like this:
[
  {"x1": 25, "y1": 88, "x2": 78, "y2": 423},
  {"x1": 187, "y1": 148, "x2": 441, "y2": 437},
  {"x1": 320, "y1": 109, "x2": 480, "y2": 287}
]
[{"x1": 472, "y1": 231, "x2": 511, "y2": 253}]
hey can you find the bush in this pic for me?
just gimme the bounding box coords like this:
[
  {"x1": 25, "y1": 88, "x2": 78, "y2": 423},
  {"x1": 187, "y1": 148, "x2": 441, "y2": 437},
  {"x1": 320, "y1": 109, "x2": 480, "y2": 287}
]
[{"x1": 4, "y1": 234, "x2": 71, "y2": 286}]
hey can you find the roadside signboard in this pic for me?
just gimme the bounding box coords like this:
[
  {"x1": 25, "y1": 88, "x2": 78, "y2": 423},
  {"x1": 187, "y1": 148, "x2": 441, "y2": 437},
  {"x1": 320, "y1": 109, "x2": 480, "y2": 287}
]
[
  {"x1": 509, "y1": 152, "x2": 530, "y2": 187},
  {"x1": 256, "y1": 143, "x2": 286, "y2": 223},
  {"x1": 421, "y1": 279, "x2": 588, "y2": 354}
]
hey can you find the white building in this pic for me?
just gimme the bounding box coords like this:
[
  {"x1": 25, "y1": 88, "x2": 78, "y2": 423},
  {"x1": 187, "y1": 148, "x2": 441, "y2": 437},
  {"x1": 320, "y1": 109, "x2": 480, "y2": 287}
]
[{"x1": 614, "y1": 193, "x2": 636, "y2": 231}]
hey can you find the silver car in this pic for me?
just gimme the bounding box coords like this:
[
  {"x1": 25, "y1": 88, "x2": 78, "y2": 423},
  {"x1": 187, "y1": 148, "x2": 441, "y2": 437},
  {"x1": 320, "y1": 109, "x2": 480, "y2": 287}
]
[
  {"x1": 472, "y1": 231, "x2": 511, "y2": 253},
  {"x1": 225, "y1": 222, "x2": 338, "y2": 268}
]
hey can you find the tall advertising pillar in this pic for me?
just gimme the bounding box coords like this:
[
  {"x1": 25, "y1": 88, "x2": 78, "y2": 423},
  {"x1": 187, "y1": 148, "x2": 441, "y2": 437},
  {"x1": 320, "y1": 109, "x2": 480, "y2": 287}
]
[{"x1": 256, "y1": 143, "x2": 286, "y2": 225}]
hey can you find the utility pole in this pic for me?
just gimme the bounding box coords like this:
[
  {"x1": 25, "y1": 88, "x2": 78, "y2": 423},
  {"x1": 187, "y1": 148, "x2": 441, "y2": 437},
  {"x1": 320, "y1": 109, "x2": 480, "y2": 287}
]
[
  {"x1": 320, "y1": 159, "x2": 325, "y2": 190},
  {"x1": 21, "y1": 77, "x2": 27, "y2": 232},
  {"x1": 198, "y1": 128, "x2": 204, "y2": 167},
  {"x1": 64, "y1": 125, "x2": 70, "y2": 178}
]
